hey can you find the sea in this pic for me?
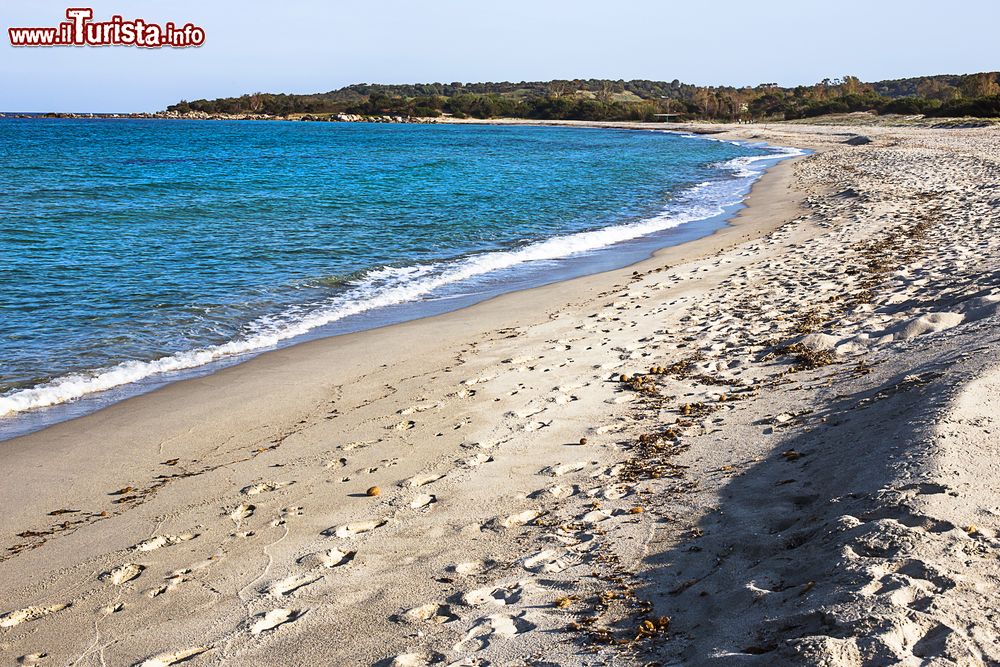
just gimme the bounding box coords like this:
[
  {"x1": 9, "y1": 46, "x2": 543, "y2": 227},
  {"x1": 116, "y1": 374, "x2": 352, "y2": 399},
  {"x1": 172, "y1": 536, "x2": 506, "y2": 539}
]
[{"x1": 0, "y1": 119, "x2": 803, "y2": 438}]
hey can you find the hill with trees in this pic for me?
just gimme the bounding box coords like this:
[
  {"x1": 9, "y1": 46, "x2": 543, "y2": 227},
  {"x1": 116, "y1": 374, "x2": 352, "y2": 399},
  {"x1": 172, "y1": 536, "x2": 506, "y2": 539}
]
[{"x1": 166, "y1": 72, "x2": 1000, "y2": 122}]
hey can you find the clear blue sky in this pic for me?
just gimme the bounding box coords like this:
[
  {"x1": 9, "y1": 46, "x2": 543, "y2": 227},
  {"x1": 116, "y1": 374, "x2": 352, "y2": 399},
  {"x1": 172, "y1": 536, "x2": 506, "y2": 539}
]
[{"x1": 2, "y1": 0, "x2": 998, "y2": 112}]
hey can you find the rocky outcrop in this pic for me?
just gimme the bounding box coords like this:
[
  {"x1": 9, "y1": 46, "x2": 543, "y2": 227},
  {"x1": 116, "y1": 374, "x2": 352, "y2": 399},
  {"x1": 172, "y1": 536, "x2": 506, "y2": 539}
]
[
  {"x1": 305, "y1": 113, "x2": 437, "y2": 124},
  {"x1": 149, "y1": 110, "x2": 276, "y2": 121}
]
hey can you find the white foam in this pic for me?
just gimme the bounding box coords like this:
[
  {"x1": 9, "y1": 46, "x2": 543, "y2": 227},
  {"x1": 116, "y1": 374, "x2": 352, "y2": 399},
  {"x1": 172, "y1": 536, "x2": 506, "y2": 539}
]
[
  {"x1": 718, "y1": 146, "x2": 805, "y2": 178},
  {"x1": 0, "y1": 143, "x2": 800, "y2": 418}
]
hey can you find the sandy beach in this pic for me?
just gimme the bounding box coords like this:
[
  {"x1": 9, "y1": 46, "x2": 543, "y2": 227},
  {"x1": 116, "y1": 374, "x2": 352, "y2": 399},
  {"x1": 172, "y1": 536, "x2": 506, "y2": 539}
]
[{"x1": 2, "y1": 120, "x2": 1000, "y2": 666}]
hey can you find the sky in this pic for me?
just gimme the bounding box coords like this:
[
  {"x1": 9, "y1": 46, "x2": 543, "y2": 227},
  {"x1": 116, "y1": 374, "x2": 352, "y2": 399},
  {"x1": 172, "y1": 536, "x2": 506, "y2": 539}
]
[{"x1": 1, "y1": 0, "x2": 998, "y2": 112}]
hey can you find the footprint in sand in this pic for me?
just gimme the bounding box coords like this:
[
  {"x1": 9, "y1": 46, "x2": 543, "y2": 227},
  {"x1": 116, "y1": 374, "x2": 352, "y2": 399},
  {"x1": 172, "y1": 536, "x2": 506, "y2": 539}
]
[
  {"x1": 135, "y1": 647, "x2": 211, "y2": 667},
  {"x1": 389, "y1": 653, "x2": 444, "y2": 667},
  {"x1": 145, "y1": 573, "x2": 185, "y2": 598},
  {"x1": 459, "y1": 453, "x2": 493, "y2": 468},
  {"x1": 461, "y1": 374, "x2": 496, "y2": 386},
  {"x1": 271, "y1": 506, "x2": 304, "y2": 527},
  {"x1": 409, "y1": 494, "x2": 437, "y2": 510},
  {"x1": 342, "y1": 439, "x2": 376, "y2": 452},
  {"x1": 590, "y1": 463, "x2": 625, "y2": 479},
  {"x1": 552, "y1": 526, "x2": 598, "y2": 549},
  {"x1": 389, "y1": 420, "x2": 416, "y2": 431},
  {"x1": 451, "y1": 561, "x2": 485, "y2": 575},
  {"x1": 18, "y1": 653, "x2": 49, "y2": 666},
  {"x1": 298, "y1": 548, "x2": 355, "y2": 569},
  {"x1": 495, "y1": 509, "x2": 543, "y2": 529},
  {"x1": 446, "y1": 656, "x2": 490, "y2": 666},
  {"x1": 324, "y1": 519, "x2": 386, "y2": 538},
  {"x1": 522, "y1": 420, "x2": 553, "y2": 432},
  {"x1": 404, "y1": 473, "x2": 445, "y2": 488},
  {"x1": 502, "y1": 355, "x2": 535, "y2": 365},
  {"x1": 400, "y1": 602, "x2": 458, "y2": 624},
  {"x1": 134, "y1": 533, "x2": 197, "y2": 552},
  {"x1": 522, "y1": 549, "x2": 580, "y2": 573},
  {"x1": 596, "y1": 484, "x2": 631, "y2": 500},
  {"x1": 230, "y1": 504, "x2": 256, "y2": 522},
  {"x1": 249, "y1": 608, "x2": 306, "y2": 635},
  {"x1": 461, "y1": 583, "x2": 527, "y2": 607},
  {"x1": 0, "y1": 604, "x2": 71, "y2": 628},
  {"x1": 541, "y1": 462, "x2": 588, "y2": 477},
  {"x1": 145, "y1": 582, "x2": 175, "y2": 599},
  {"x1": 398, "y1": 404, "x2": 432, "y2": 416},
  {"x1": 580, "y1": 509, "x2": 613, "y2": 524},
  {"x1": 454, "y1": 613, "x2": 536, "y2": 651},
  {"x1": 264, "y1": 573, "x2": 324, "y2": 598},
  {"x1": 101, "y1": 563, "x2": 145, "y2": 585},
  {"x1": 241, "y1": 481, "x2": 291, "y2": 496},
  {"x1": 529, "y1": 484, "x2": 576, "y2": 499}
]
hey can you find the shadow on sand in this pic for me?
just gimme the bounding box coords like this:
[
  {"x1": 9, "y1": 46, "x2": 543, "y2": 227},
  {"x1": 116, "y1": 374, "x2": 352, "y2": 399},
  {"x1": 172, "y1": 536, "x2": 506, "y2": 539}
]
[{"x1": 629, "y1": 333, "x2": 985, "y2": 665}]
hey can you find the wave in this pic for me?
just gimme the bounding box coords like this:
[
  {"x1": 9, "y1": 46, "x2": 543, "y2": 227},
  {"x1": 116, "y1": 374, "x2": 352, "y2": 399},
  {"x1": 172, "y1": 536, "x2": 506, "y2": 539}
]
[{"x1": 0, "y1": 142, "x2": 805, "y2": 418}]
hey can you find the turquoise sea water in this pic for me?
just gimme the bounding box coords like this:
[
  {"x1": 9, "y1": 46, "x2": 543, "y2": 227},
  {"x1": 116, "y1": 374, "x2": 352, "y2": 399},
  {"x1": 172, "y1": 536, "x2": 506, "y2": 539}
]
[{"x1": 0, "y1": 119, "x2": 797, "y2": 435}]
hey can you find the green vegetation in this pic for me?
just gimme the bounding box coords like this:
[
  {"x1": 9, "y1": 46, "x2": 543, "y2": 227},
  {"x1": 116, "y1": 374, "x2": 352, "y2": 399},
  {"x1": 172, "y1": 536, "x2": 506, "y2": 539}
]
[{"x1": 167, "y1": 72, "x2": 1000, "y2": 121}]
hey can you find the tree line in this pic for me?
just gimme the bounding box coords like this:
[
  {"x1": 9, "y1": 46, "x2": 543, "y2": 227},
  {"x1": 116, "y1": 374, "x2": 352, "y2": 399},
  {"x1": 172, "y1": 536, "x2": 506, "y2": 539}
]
[{"x1": 167, "y1": 72, "x2": 1000, "y2": 121}]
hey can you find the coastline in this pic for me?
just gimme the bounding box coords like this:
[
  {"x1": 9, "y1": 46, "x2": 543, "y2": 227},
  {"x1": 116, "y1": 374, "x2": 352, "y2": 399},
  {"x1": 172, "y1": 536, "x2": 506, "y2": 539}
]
[
  {"x1": 0, "y1": 123, "x2": 799, "y2": 441},
  {"x1": 0, "y1": 126, "x2": 807, "y2": 480},
  {"x1": 0, "y1": 124, "x2": 809, "y2": 649},
  {"x1": 4, "y1": 122, "x2": 999, "y2": 666}
]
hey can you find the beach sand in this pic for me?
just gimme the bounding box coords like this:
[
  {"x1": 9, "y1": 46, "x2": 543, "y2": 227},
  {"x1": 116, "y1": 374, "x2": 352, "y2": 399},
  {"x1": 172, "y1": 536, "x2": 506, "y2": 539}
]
[{"x1": 2, "y1": 121, "x2": 1000, "y2": 666}]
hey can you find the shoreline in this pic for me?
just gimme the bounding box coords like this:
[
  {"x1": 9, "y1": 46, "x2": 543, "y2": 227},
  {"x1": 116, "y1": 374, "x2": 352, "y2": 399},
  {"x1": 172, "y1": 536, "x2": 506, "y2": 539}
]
[
  {"x1": 0, "y1": 128, "x2": 807, "y2": 458},
  {"x1": 0, "y1": 124, "x2": 801, "y2": 441},
  {"x1": 0, "y1": 122, "x2": 803, "y2": 641},
  {"x1": 4, "y1": 121, "x2": 997, "y2": 666}
]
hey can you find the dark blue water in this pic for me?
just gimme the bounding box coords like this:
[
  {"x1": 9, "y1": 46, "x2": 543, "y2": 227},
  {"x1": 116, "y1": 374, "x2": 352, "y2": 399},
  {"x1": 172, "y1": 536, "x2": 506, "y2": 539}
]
[{"x1": 0, "y1": 119, "x2": 797, "y2": 430}]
